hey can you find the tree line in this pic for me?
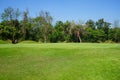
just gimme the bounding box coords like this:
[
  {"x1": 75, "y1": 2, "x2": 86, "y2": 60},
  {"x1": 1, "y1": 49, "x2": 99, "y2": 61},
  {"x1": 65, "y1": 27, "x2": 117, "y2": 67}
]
[{"x1": 0, "y1": 7, "x2": 120, "y2": 43}]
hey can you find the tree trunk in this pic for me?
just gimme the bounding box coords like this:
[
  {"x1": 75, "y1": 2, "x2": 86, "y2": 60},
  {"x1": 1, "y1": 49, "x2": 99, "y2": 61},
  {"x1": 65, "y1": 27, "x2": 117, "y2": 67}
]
[
  {"x1": 78, "y1": 36, "x2": 82, "y2": 43},
  {"x1": 77, "y1": 31, "x2": 82, "y2": 43},
  {"x1": 44, "y1": 36, "x2": 47, "y2": 43},
  {"x1": 12, "y1": 32, "x2": 17, "y2": 44}
]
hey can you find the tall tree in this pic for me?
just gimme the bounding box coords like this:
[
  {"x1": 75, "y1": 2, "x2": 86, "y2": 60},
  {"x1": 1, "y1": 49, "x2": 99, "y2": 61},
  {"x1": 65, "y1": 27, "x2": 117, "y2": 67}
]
[
  {"x1": 103, "y1": 22, "x2": 111, "y2": 40},
  {"x1": 32, "y1": 11, "x2": 53, "y2": 42},
  {"x1": 109, "y1": 27, "x2": 120, "y2": 42},
  {"x1": 96, "y1": 18, "x2": 104, "y2": 29},
  {"x1": 70, "y1": 22, "x2": 83, "y2": 42},
  {"x1": 96, "y1": 18, "x2": 111, "y2": 41},
  {"x1": 63, "y1": 21, "x2": 71, "y2": 42},
  {"x1": 21, "y1": 9, "x2": 29, "y2": 40},
  {"x1": 86, "y1": 19, "x2": 95, "y2": 30},
  {"x1": 50, "y1": 21, "x2": 64, "y2": 42},
  {"x1": 1, "y1": 7, "x2": 21, "y2": 43}
]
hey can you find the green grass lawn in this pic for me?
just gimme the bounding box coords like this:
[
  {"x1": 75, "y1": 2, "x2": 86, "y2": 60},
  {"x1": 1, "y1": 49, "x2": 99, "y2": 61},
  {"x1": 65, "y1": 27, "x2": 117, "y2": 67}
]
[{"x1": 0, "y1": 43, "x2": 120, "y2": 80}]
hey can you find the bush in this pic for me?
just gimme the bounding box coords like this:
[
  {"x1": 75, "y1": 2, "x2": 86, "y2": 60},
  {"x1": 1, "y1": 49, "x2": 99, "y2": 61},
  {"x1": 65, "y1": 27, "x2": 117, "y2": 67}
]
[
  {"x1": 0, "y1": 40, "x2": 11, "y2": 44},
  {"x1": 18, "y1": 40, "x2": 38, "y2": 44},
  {"x1": 104, "y1": 40, "x2": 115, "y2": 43}
]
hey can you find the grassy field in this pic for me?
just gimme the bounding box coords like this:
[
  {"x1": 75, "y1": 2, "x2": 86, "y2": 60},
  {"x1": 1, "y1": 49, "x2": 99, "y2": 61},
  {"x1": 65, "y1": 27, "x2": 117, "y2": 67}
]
[{"x1": 0, "y1": 43, "x2": 120, "y2": 80}]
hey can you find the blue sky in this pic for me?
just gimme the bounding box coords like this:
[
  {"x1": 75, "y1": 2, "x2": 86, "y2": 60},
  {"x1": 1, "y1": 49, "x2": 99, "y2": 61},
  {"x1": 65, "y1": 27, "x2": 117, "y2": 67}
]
[{"x1": 0, "y1": 0, "x2": 120, "y2": 24}]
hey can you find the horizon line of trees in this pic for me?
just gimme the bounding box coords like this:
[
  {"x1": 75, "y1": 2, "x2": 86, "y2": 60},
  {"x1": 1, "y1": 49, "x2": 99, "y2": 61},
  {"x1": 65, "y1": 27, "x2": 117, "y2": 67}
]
[{"x1": 0, "y1": 7, "x2": 120, "y2": 44}]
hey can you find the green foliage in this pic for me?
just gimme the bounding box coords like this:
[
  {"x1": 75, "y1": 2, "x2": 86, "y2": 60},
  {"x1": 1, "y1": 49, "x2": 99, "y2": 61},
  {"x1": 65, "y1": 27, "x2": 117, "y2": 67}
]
[
  {"x1": 0, "y1": 7, "x2": 21, "y2": 43},
  {"x1": 86, "y1": 19, "x2": 95, "y2": 29},
  {"x1": 1, "y1": 7, "x2": 20, "y2": 21},
  {"x1": 96, "y1": 18, "x2": 104, "y2": 29},
  {"x1": 0, "y1": 7, "x2": 120, "y2": 43},
  {"x1": 30, "y1": 11, "x2": 53, "y2": 42},
  {"x1": 104, "y1": 40, "x2": 114, "y2": 43},
  {"x1": 108, "y1": 28, "x2": 120, "y2": 42}
]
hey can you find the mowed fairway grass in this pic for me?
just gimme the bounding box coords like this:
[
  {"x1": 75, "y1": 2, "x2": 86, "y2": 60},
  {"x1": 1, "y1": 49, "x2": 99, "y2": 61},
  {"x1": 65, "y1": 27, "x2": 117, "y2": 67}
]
[{"x1": 0, "y1": 43, "x2": 120, "y2": 80}]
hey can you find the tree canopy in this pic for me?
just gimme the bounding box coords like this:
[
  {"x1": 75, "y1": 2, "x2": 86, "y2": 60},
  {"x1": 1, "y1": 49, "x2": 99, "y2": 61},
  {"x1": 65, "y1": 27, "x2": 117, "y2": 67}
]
[{"x1": 0, "y1": 7, "x2": 120, "y2": 43}]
